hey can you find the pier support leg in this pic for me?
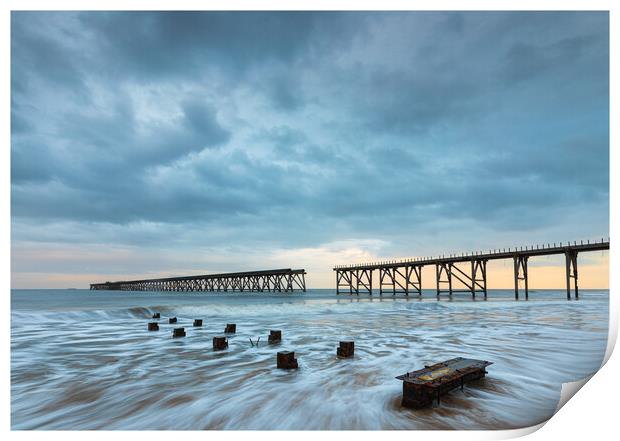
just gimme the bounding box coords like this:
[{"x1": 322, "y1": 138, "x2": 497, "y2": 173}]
[
  {"x1": 406, "y1": 265, "x2": 422, "y2": 296},
  {"x1": 349, "y1": 271, "x2": 353, "y2": 296},
  {"x1": 565, "y1": 254, "x2": 571, "y2": 300},
  {"x1": 378, "y1": 267, "x2": 408, "y2": 296},
  {"x1": 482, "y1": 261, "x2": 488, "y2": 299},
  {"x1": 336, "y1": 270, "x2": 354, "y2": 295},
  {"x1": 472, "y1": 259, "x2": 487, "y2": 299},
  {"x1": 513, "y1": 257, "x2": 519, "y2": 300},
  {"x1": 392, "y1": 268, "x2": 397, "y2": 296},
  {"x1": 417, "y1": 266, "x2": 422, "y2": 296},
  {"x1": 355, "y1": 269, "x2": 373, "y2": 295},
  {"x1": 513, "y1": 255, "x2": 529, "y2": 300},
  {"x1": 349, "y1": 271, "x2": 353, "y2": 295},
  {"x1": 470, "y1": 260, "x2": 476, "y2": 299},
  {"x1": 565, "y1": 251, "x2": 578, "y2": 300},
  {"x1": 435, "y1": 264, "x2": 440, "y2": 297},
  {"x1": 574, "y1": 258, "x2": 579, "y2": 300},
  {"x1": 435, "y1": 263, "x2": 452, "y2": 297},
  {"x1": 524, "y1": 259, "x2": 529, "y2": 300},
  {"x1": 299, "y1": 272, "x2": 306, "y2": 292},
  {"x1": 336, "y1": 270, "x2": 340, "y2": 295}
]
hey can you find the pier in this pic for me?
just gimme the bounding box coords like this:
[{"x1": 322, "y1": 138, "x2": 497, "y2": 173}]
[
  {"x1": 90, "y1": 268, "x2": 307, "y2": 292},
  {"x1": 334, "y1": 239, "x2": 609, "y2": 299}
]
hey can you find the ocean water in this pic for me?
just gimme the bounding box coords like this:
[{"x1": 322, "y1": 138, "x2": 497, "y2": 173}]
[{"x1": 11, "y1": 289, "x2": 608, "y2": 430}]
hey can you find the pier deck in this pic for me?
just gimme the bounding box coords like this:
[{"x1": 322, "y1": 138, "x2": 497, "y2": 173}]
[
  {"x1": 90, "y1": 268, "x2": 306, "y2": 292},
  {"x1": 334, "y1": 239, "x2": 609, "y2": 299}
]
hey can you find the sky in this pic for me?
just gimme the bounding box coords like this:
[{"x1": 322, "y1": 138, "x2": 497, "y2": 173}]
[{"x1": 10, "y1": 11, "x2": 609, "y2": 289}]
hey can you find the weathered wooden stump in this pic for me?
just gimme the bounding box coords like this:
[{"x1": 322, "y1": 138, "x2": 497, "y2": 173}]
[
  {"x1": 224, "y1": 323, "x2": 236, "y2": 333},
  {"x1": 396, "y1": 357, "x2": 493, "y2": 409},
  {"x1": 169, "y1": 317, "x2": 177, "y2": 324},
  {"x1": 213, "y1": 336, "x2": 228, "y2": 350},
  {"x1": 337, "y1": 341, "x2": 354, "y2": 358},
  {"x1": 172, "y1": 327, "x2": 186, "y2": 338},
  {"x1": 152, "y1": 312, "x2": 160, "y2": 319},
  {"x1": 147, "y1": 322, "x2": 159, "y2": 331},
  {"x1": 193, "y1": 319, "x2": 203, "y2": 327},
  {"x1": 277, "y1": 351, "x2": 298, "y2": 369},
  {"x1": 268, "y1": 330, "x2": 282, "y2": 344}
]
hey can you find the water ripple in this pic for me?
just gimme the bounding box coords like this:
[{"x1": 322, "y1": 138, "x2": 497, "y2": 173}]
[{"x1": 11, "y1": 289, "x2": 608, "y2": 429}]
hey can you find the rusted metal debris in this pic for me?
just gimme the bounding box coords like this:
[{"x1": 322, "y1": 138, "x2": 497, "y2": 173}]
[
  {"x1": 225, "y1": 323, "x2": 236, "y2": 333},
  {"x1": 249, "y1": 337, "x2": 261, "y2": 347},
  {"x1": 268, "y1": 330, "x2": 282, "y2": 344},
  {"x1": 169, "y1": 317, "x2": 177, "y2": 324},
  {"x1": 152, "y1": 312, "x2": 160, "y2": 319},
  {"x1": 337, "y1": 341, "x2": 354, "y2": 358},
  {"x1": 277, "y1": 351, "x2": 298, "y2": 369},
  {"x1": 193, "y1": 319, "x2": 203, "y2": 327},
  {"x1": 172, "y1": 327, "x2": 186, "y2": 338},
  {"x1": 396, "y1": 357, "x2": 492, "y2": 409},
  {"x1": 213, "y1": 336, "x2": 228, "y2": 351},
  {"x1": 147, "y1": 322, "x2": 159, "y2": 331}
]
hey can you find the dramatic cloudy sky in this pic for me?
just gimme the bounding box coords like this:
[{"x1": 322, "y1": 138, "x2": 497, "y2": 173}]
[{"x1": 11, "y1": 11, "x2": 609, "y2": 288}]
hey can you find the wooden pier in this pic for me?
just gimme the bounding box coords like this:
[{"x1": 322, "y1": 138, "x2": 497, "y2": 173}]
[
  {"x1": 334, "y1": 239, "x2": 609, "y2": 299},
  {"x1": 90, "y1": 268, "x2": 306, "y2": 292}
]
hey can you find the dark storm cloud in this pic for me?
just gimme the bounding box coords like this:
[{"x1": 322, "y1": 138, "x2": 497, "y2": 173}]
[
  {"x1": 181, "y1": 99, "x2": 230, "y2": 145},
  {"x1": 77, "y1": 11, "x2": 326, "y2": 80},
  {"x1": 11, "y1": 11, "x2": 609, "y2": 258},
  {"x1": 502, "y1": 34, "x2": 606, "y2": 85},
  {"x1": 11, "y1": 16, "x2": 86, "y2": 92}
]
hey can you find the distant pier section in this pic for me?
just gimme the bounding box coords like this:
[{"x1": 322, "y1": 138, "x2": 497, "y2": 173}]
[
  {"x1": 334, "y1": 239, "x2": 609, "y2": 299},
  {"x1": 90, "y1": 268, "x2": 306, "y2": 292}
]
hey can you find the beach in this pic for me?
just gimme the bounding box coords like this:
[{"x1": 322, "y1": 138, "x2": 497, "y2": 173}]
[{"x1": 11, "y1": 288, "x2": 608, "y2": 429}]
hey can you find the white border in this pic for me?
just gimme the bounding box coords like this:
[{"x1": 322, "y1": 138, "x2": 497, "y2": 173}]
[{"x1": 3, "y1": 1, "x2": 617, "y2": 440}]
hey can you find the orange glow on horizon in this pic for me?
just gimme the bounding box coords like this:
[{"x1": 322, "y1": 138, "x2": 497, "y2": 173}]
[{"x1": 11, "y1": 253, "x2": 609, "y2": 290}]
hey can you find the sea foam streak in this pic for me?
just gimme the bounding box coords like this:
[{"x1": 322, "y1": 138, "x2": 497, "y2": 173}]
[{"x1": 11, "y1": 289, "x2": 608, "y2": 429}]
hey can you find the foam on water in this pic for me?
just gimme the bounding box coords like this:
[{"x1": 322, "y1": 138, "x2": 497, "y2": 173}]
[{"x1": 11, "y1": 289, "x2": 608, "y2": 429}]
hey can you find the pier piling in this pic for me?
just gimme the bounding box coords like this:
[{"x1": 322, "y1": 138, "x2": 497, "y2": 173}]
[
  {"x1": 213, "y1": 336, "x2": 228, "y2": 350},
  {"x1": 268, "y1": 330, "x2": 282, "y2": 343},
  {"x1": 277, "y1": 351, "x2": 298, "y2": 369},
  {"x1": 337, "y1": 341, "x2": 354, "y2": 358},
  {"x1": 172, "y1": 328, "x2": 186, "y2": 338}
]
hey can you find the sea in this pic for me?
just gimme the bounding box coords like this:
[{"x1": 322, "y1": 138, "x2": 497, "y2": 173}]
[{"x1": 11, "y1": 288, "x2": 609, "y2": 430}]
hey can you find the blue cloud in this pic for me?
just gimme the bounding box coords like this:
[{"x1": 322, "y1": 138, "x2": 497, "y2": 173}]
[{"x1": 11, "y1": 11, "x2": 609, "y2": 266}]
